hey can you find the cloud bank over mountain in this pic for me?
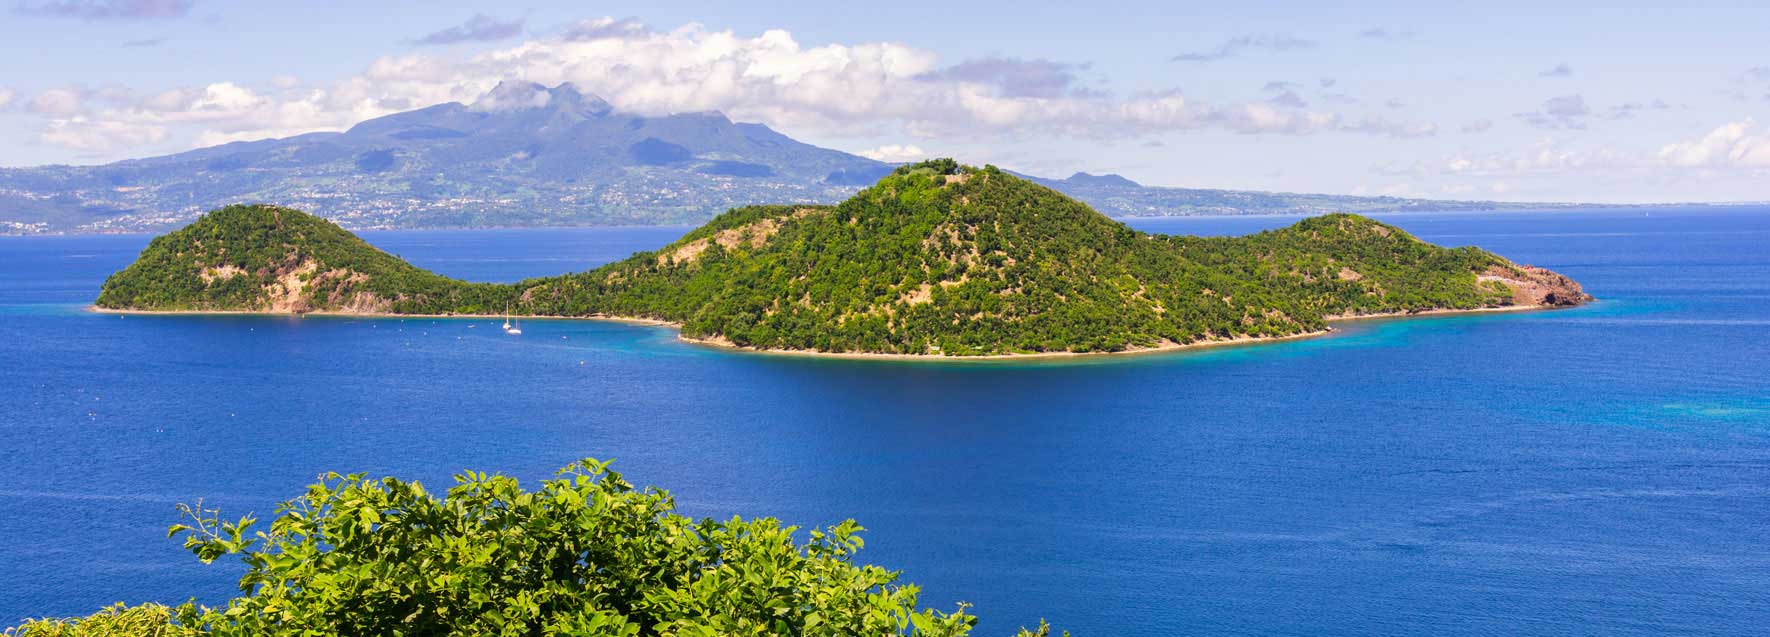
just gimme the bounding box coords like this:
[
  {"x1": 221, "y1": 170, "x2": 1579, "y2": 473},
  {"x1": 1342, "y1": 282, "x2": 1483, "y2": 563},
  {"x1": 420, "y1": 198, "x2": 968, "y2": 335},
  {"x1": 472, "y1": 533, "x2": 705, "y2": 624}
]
[
  {"x1": 4, "y1": 6, "x2": 1768, "y2": 204},
  {"x1": 22, "y1": 17, "x2": 1441, "y2": 159}
]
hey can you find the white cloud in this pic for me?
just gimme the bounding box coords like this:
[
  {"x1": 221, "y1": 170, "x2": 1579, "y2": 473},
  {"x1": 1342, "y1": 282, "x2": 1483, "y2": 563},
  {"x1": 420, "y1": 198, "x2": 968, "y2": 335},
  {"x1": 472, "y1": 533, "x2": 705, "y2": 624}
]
[
  {"x1": 39, "y1": 115, "x2": 167, "y2": 151},
  {"x1": 1379, "y1": 140, "x2": 1632, "y2": 179},
  {"x1": 1658, "y1": 120, "x2": 1770, "y2": 168},
  {"x1": 469, "y1": 81, "x2": 552, "y2": 112},
  {"x1": 27, "y1": 88, "x2": 86, "y2": 116},
  {"x1": 1515, "y1": 94, "x2": 1590, "y2": 130},
  {"x1": 857, "y1": 144, "x2": 928, "y2": 162},
  {"x1": 0, "y1": 89, "x2": 14, "y2": 110},
  {"x1": 24, "y1": 17, "x2": 1437, "y2": 154}
]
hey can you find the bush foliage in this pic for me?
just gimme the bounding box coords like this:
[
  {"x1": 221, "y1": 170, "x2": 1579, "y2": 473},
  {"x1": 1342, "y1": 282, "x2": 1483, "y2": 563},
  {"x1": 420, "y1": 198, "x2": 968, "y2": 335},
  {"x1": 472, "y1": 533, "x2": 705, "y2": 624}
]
[{"x1": 7, "y1": 459, "x2": 1059, "y2": 637}]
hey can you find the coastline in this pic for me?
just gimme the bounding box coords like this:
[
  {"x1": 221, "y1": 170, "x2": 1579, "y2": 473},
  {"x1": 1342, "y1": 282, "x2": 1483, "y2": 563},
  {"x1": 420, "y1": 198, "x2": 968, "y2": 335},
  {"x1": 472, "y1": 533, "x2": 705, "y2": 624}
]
[
  {"x1": 1325, "y1": 303, "x2": 1559, "y2": 322},
  {"x1": 674, "y1": 329, "x2": 1336, "y2": 361},
  {"x1": 87, "y1": 301, "x2": 1567, "y2": 362},
  {"x1": 86, "y1": 306, "x2": 680, "y2": 327}
]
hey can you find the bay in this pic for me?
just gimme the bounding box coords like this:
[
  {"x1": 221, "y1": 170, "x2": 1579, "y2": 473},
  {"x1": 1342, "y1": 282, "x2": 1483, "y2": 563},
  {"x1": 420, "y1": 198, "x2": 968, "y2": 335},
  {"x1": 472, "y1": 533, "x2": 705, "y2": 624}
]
[{"x1": 2, "y1": 208, "x2": 1767, "y2": 635}]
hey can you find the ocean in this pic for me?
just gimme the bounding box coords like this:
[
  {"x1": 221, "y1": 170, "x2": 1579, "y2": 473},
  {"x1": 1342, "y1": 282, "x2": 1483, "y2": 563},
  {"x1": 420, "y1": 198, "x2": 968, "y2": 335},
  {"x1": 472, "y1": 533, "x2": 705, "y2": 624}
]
[{"x1": 2, "y1": 207, "x2": 1767, "y2": 635}]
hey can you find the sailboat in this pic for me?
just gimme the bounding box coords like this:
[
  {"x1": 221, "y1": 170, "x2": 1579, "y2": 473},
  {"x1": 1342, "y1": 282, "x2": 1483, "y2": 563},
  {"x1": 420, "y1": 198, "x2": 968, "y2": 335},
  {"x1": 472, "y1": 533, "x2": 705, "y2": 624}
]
[{"x1": 503, "y1": 314, "x2": 522, "y2": 335}]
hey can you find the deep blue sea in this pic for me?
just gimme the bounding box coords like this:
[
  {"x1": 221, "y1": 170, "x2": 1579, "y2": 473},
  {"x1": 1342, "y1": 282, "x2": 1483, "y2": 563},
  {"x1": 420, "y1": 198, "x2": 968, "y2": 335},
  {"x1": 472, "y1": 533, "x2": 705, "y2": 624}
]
[{"x1": 3, "y1": 208, "x2": 1769, "y2": 635}]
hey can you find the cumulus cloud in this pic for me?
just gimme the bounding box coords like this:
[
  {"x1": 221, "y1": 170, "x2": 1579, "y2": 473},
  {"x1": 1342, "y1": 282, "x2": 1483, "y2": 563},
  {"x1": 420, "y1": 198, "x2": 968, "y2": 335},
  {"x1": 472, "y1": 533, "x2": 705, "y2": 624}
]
[
  {"x1": 1745, "y1": 66, "x2": 1770, "y2": 82},
  {"x1": 1377, "y1": 142, "x2": 1628, "y2": 180},
  {"x1": 27, "y1": 87, "x2": 87, "y2": 116},
  {"x1": 25, "y1": 17, "x2": 1437, "y2": 154},
  {"x1": 1460, "y1": 119, "x2": 1494, "y2": 133},
  {"x1": 39, "y1": 115, "x2": 167, "y2": 151},
  {"x1": 469, "y1": 80, "x2": 553, "y2": 112},
  {"x1": 413, "y1": 14, "x2": 524, "y2": 46},
  {"x1": 1172, "y1": 34, "x2": 1314, "y2": 62},
  {"x1": 917, "y1": 57, "x2": 1095, "y2": 99},
  {"x1": 1538, "y1": 63, "x2": 1573, "y2": 78},
  {"x1": 1384, "y1": 121, "x2": 1770, "y2": 184},
  {"x1": 0, "y1": 89, "x2": 14, "y2": 110},
  {"x1": 1659, "y1": 119, "x2": 1770, "y2": 168},
  {"x1": 15, "y1": 0, "x2": 191, "y2": 20},
  {"x1": 1516, "y1": 94, "x2": 1590, "y2": 129},
  {"x1": 857, "y1": 144, "x2": 928, "y2": 162},
  {"x1": 1372, "y1": 120, "x2": 1770, "y2": 200}
]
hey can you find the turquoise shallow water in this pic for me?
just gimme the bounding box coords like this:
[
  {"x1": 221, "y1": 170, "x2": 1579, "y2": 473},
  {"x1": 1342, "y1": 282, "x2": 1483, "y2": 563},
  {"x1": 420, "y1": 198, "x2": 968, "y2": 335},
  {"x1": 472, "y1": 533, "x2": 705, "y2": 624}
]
[{"x1": 1, "y1": 208, "x2": 1768, "y2": 635}]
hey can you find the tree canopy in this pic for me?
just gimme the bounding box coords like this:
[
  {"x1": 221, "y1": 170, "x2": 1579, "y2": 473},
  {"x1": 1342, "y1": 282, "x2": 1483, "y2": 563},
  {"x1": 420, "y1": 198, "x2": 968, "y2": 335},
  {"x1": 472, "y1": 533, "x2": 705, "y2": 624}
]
[
  {"x1": 97, "y1": 160, "x2": 1582, "y2": 356},
  {"x1": 7, "y1": 459, "x2": 1062, "y2": 637}
]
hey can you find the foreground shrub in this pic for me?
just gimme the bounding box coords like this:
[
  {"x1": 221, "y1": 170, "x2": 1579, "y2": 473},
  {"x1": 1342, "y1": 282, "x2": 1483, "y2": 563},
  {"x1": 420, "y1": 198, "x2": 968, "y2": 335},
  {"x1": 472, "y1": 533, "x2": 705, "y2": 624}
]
[
  {"x1": 7, "y1": 604, "x2": 182, "y2": 637},
  {"x1": 8, "y1": 459, "x2": 1058, "y2": 637}
]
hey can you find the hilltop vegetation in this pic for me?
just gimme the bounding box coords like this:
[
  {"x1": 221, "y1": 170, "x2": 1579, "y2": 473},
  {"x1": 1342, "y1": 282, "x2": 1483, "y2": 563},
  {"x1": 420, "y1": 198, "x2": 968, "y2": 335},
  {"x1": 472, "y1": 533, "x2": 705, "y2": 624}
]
[
  {"x1": 6, "y1": 459, "x2": 1059, "y2": 637},
  {"x1": 94, "y1": 204, "x2": 524, "y2": 315},
  {"x1": 96, "y1": 160, "x2": 1589, "y2": 356}
]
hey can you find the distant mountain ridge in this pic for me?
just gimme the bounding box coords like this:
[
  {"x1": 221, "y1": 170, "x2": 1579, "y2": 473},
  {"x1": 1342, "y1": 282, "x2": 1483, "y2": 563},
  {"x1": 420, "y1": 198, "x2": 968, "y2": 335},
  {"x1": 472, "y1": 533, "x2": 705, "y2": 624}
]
[
  {"x1": 4, "y1": 81, "x2": 1568, "y2": 235},
  {"x1": 1019, "y1": 172, "x2": 1578, "y2": 218}
]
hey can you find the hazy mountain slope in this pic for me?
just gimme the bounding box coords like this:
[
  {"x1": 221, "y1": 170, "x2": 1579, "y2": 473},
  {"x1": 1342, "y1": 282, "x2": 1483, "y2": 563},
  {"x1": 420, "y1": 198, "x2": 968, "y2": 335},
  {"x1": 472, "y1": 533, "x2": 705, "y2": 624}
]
[
  {"x1": 1, "y1": 82, "x2": 1571, "y2": 235},
  {"x1": 3, "y1": 82, "x2": 890, "y2": 233}
]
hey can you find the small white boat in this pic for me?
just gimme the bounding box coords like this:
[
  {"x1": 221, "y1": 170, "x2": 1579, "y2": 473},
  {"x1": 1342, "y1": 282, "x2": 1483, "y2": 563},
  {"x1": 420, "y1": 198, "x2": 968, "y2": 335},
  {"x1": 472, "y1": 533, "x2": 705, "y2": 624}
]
[{"x1": 503, "y1": 315, "x2": 522, "y2": 335}]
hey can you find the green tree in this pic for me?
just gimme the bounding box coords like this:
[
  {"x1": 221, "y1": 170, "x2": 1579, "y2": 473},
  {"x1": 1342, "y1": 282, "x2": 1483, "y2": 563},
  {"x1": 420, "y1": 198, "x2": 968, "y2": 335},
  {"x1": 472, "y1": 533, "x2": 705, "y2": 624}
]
[{"x1": 8, "y1": 459, "x2": 1062, "y2": 637}]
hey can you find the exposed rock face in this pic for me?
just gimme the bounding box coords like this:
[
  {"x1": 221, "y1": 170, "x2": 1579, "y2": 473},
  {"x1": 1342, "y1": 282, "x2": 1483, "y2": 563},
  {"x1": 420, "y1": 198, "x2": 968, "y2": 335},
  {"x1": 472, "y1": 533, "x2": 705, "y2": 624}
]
[
  {"x1": 658, "y1": 207, "x2": 824, "y2": 266},
  {"x1": 1480, "y1": 265, "x2": 1594, "y2": 307},
  {"x1": 265, "y1": 260, "x2": 320, "y2": 313},
  {"x1": 199, "y1": 265, "x2": 247, "y2": 283}
]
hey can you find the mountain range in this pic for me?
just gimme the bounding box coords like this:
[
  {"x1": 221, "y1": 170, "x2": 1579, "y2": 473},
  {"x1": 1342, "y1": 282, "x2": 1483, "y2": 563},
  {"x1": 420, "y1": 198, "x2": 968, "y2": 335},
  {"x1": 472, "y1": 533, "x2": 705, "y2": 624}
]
[{"x1": 3, "y1": 81, "x2": 1573, "y2": 235}]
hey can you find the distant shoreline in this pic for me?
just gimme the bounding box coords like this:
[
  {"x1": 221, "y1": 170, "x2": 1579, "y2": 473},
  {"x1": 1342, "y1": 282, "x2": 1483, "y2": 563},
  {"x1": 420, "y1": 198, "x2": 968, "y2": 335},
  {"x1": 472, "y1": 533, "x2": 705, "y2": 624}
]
[
  {"x1": 13, "y1": 203, "x2": 1762, "y2": 238},
  {"x1": 87, "y1": 302, "x2": 1563, "y2": 361}
]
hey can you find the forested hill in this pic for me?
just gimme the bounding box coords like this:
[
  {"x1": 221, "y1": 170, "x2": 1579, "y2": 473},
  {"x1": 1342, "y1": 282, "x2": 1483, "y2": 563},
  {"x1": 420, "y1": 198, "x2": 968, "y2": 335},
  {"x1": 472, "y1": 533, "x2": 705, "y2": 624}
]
[{"x1": 96, "y1": 160, "x2": 1590, "y2": 356}]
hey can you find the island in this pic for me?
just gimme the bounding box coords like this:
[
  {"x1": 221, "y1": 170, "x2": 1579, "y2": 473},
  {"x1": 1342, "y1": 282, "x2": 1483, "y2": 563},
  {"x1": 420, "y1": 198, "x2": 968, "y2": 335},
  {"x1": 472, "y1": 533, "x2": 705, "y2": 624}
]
[{"x1": 95, "y1": 159, "x2": 1591, "y2": 357}]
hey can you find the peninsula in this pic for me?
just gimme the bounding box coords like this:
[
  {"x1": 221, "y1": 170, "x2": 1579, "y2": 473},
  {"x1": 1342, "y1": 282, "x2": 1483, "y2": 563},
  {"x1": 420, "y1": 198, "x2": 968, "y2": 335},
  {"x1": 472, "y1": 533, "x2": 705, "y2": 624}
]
[{"x1": 95, "y1": 160, "x2": 1590, "y2": 357}]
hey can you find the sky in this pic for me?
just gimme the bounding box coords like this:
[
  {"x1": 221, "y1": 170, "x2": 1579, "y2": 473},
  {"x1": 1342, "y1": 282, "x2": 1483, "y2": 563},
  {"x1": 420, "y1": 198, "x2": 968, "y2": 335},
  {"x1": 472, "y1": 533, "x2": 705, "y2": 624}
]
[{"x1": 1, "y1": 0, "x2": 1768, "y2": 203}]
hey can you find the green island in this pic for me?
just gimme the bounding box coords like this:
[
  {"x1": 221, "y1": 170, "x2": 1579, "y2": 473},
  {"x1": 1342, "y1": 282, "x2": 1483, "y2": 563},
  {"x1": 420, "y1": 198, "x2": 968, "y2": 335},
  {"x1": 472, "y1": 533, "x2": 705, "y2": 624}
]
[
  {"x1": 94, "y1": 159, "x2": 1590, "y2": 357},
  {"x1": 6, "y1": 459, "x2": 1060, "y2": 637}
]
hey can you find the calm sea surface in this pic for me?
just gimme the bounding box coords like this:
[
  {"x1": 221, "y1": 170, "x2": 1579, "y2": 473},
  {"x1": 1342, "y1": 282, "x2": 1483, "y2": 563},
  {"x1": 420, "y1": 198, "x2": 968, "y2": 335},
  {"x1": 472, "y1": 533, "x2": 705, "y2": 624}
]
[{"x1": 2, "y1": 208, "x2": 1768, "y2": 635}]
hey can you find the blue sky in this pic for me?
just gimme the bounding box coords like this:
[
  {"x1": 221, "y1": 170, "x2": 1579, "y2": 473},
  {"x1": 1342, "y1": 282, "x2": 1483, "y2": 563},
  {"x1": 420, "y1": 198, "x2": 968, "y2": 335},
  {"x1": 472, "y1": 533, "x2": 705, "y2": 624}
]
[{"x1": 1, "y1": 0, "x2": 1767, "y2": 202}]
